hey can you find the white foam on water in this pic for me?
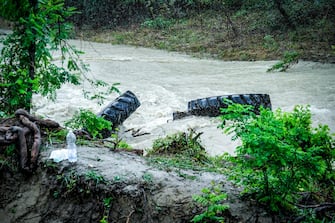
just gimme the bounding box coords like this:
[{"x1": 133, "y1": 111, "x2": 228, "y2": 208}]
[{"x1": 27, "y1": 40, "x2": 335, "y2": 155}]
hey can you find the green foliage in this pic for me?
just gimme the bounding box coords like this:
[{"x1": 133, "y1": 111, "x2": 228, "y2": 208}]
[
  {"x1": 99, "y1": 216, "x2": 108, "y2": 223},
  {"x1": 220, "y1": 101, "x2": 335, "y2": 214},
  {"x1": 53, "y1": 169, "x2": 107, "y2": 198},
  {"x1": 0, "y1": 0, "x2": 119, "y2": 115},
  {"x1": 102, "y1": 197, "x2": 113, "y2": 222},
  {"x1": 65, "y1": 0, "x2": 335, "y2": 33},
  {"x1": 56, "y1": 170, "x2": 79, "y2": 195},
  {"x1": 45, "y1": 128, "x2": 68, "y2": 145},
  {"x1": 4, "y1": 145, "x2": 16, "y2": 157},
  {"x1": 0, "y1": 111, "x2": 6, "y2": 118},
  {"x1": 146, "y1": 129, "x2": 226, "y2": 175},
  {"x1": 108, "y1": 132, "x2": 132, "y2": 150},
  {"x1": 85, "y1": 170, "x2": 105, "y2": 184},
  {"x1": 83, "y1": 82, "x2": 121, "y2": 106},
  {"x1": 0, "y1": 0, "x2": 81, "y2": 113},
  {"x1": 141, "y1": 16, "x2": 175, "y2": 29},
  {"x1": 146, "y1": 132, "x2": 232, "y2": 174},
  {"x1": 64, "y1": 0, "x2": 243, "y2": 29},
  {"x1": 296, "y1": 208, "x2": 331, "y2": 223},
  {"x1": 148, "y1": 128, "x2": 208, "y2": 164},
  {"x1": 116, "y1": 141, "x2": 131, "y2": 150},
  {"x1": 241, "y1": 0, "x2": 335, "y2": 31},
  {"x1": 103, "y1": 197, "x2": 113, "y2": 208},
  {"x1": 192, "y1": 183, "x2": 229, "y2": 223},
  {"x1": 65, "y1": 109, "x2": 112, "y2": 139},
  {"x1": 267, "y1": 51, "x2": 299, "y2": 72},
  {"x1": 142, "y1": 172, "x2": 153, "y2": 183},
  {"x1": 0, "y1": 144, "x2": 18, "y2": 172},
  {"x1": 76, "y1": 0, "x2": 333, "y2": 62},
  {"x1": 263, "y1": 34, "x2": 279, "y2": 51}
]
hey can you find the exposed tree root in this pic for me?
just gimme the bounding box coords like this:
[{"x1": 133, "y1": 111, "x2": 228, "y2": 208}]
[{"x1": 0, "y1": 109, "x2": 60, "y2": 172}]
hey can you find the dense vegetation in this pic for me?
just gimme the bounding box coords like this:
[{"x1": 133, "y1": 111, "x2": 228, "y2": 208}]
[
  {"x1": 0, "y1": 0, "x2": 118, "y2": 116},
  {"x1": 66, "y1": 0, "x2": 335, "y2": 62},
  {"x1": 147, "y1": 102, "x2": 335, "y2": 222},
  {"x1": 220, "y1": 101, "x2": 335, "y2": 221},
  {"x1": 0, "y1": 0, "x2": 81, "y2": 114}
]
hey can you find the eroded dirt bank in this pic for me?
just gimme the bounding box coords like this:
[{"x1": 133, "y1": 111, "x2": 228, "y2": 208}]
[{"x1": 0, "y1": 146, "x2": 273, "y2": 223}]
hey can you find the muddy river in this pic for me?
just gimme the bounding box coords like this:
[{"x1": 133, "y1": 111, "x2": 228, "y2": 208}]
[{"x1": 28, "y1": 41, "x2": 335, "y2": 155}]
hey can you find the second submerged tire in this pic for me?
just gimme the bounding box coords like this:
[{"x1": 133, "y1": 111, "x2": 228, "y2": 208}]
[{"x1": 187, "y1": 94, "x2": 272, "y2": 117}]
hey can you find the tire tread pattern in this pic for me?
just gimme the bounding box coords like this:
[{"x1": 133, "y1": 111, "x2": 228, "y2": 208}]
[
  {"x1": 188, "y1": 94, "x2": 271, "y2": 117},
  {"x1": 98, "y1": 90, "x2": 141, "y2": 127},
  {"x1": 173, "y1": 94, "x2": 271, "y2": 120}
]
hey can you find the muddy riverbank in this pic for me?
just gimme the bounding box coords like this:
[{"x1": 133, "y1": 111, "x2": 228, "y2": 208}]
[{"x1": 0, "y1": 147, "x2": 274, "y2": 223}]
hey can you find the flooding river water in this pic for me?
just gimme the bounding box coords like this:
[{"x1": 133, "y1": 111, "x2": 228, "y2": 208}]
[{"x1": 27, "y1": 41, "x2": 335, "y2": 155}]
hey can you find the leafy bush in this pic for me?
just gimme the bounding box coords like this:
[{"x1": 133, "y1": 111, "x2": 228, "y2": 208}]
[
  {"x1": 267, "y1": 50, "x2": 299, "y2": 72},
  {"x1": 192, "y1": 183, "x2": 229, "y2": 223},
  {"x1": 141, "y1": 16, "x2": 175, "y2": 29},
  {"x1": 148, "y1": 128, "x2": 208, "y2": 164},
  {"x1": 220, "y1": 101, "x2": 335, "y2": 214},
  {"x1": 65, "y1": 109, "x2": 112, "y2": 139}
]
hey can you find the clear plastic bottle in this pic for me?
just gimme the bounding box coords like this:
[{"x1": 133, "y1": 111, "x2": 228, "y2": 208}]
[{"x1": 66, "y1": 130, "x2": 77, "y2": 163}]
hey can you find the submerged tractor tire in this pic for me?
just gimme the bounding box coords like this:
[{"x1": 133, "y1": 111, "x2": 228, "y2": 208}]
[
  {"x1": 188, "y1": 94, "x2": 272, "y2": 117},
  {"x1": 98, "y1": 90, "x2": 141, "y2": 127},
  {"x1": 173, "y1": 94, "x2": 271, "y2": 120}
]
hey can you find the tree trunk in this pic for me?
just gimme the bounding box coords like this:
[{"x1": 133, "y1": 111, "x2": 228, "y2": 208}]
[
  {"x1": 0, "y1": 109, "x2": 60, "y2": 172},
  {"x1": 26, "y1": 0, "x2": 38, "y2": 112}
]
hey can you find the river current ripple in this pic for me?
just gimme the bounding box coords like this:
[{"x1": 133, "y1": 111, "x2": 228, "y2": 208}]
[{"x1": 29, "y1": 41, "x2": 335, "y2": 155}]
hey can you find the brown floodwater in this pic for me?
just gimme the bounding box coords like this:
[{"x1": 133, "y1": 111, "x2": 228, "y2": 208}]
[{"x1": 28, "y1": 40, "x2": 335, "y2": 155}]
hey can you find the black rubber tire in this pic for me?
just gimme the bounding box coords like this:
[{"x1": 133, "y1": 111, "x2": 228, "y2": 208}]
[
  {"x1": 187, "y1": 94, "x2": 272, "y2": 117},
  {"x1": 98, "y1": 90, "x2": 141, "y2": 127}
]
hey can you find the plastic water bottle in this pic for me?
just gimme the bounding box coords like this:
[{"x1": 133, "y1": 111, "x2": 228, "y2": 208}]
[{"x1": 67, "y1": 130, "x2": 77, "y2": 163}]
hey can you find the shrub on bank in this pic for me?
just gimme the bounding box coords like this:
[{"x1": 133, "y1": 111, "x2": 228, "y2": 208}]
[{"x1": 220, "y1": 101, "x2": 335, "y2": 220}]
